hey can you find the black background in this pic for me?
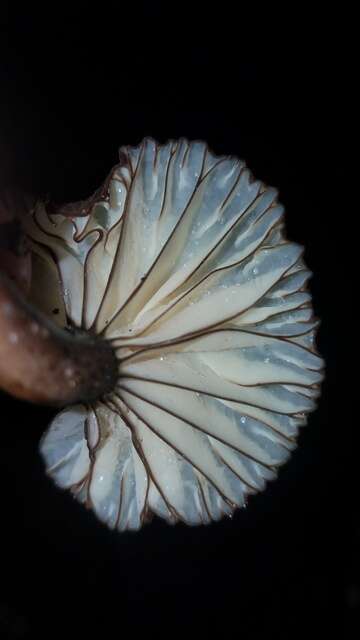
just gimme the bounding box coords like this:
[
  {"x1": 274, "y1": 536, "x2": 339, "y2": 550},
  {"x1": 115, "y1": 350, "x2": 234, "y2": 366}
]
[{"x1": 0, "y1": 4, "x2": 352, "y2": 639}]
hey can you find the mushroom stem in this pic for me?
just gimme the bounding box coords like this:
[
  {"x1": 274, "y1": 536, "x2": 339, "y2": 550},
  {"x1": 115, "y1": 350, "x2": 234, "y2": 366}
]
[{"x1": 0, "y1": 273, "x2": 118, "y2": 407}]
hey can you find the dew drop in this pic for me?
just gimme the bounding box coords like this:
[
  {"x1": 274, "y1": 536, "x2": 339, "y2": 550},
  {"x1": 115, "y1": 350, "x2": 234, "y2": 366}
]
[
  {"x1": 240, "y1": 416, "x2": 246, "y2": 424},
  {"x1": 2, "y1": 302, "x2": 13, "y2": 316},
  {"x1": 30, "y1": 322, "x2": 40, "y2": 335}
]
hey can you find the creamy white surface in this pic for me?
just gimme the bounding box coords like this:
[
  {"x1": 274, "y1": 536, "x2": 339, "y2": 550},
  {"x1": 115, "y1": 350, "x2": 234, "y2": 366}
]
[{"x1": 24, "y1": 138, "x2": 324, "y2": 530}]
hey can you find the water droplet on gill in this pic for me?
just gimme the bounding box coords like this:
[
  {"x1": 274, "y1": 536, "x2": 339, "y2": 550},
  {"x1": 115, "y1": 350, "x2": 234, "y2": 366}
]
[
  {"x1": 240, "y1": 416, "x2": 246, "y2": 424},
  {"x1": 30, "y1": 322, "x2": 40, "y2": 334},
  {"x1": 2, "y1": 302, "x2": 13, "y2": 316},
  {"x1": 252, "y1": 267, "x2": 259, "y2": 275}
]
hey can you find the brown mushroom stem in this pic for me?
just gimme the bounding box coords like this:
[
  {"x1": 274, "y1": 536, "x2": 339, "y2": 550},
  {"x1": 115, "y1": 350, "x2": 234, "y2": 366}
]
[{"x1": 0, "y1": 273, "x2": 118, "y2": 407}]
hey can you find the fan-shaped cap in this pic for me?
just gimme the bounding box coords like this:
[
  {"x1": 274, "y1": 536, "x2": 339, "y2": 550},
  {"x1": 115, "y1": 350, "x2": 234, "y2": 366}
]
[{"x1": 23, "y1": 138, "x2": 324, "y2": 530}]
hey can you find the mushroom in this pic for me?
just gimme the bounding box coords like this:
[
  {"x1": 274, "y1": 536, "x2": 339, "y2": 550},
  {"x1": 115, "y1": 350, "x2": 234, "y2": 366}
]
[{"x1": 0, "y1": 138, "x2": 324, "y2": 531}]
